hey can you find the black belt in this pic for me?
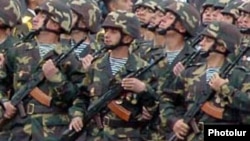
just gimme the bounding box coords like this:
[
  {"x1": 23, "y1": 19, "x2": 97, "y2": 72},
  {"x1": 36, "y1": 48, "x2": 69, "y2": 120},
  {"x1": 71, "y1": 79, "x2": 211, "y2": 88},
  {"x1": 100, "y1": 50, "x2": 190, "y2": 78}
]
[
  {"x1": 26, "y1": 103, "x2": 64, "y2": 114},
  {"x1": 103, "y1": 116, "x2": 146, "y2": 128}
]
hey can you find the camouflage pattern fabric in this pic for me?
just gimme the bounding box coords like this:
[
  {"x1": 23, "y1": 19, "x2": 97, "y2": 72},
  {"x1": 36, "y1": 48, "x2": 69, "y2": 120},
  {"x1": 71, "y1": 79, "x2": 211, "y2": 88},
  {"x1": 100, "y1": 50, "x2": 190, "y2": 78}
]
[
  {"x1": 68, "y1": 0, "x2": 102, "y2": 34},
  {"x1": 34, "y1": 0, "x2": 73, "y2": 33},
  {"x1": 70, "y1": 53, "x2": 159, "y2": 141},
  {"x1": 0, "y1": 0, "x2": 21, "y2": 28},
  {"x1": 0, "y1": 40, "x2": 85, "y2": 141}
]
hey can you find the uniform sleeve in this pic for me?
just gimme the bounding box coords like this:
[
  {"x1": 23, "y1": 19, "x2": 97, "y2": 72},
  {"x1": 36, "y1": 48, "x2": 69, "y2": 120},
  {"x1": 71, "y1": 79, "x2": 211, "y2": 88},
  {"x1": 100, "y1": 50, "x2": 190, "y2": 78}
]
[{"x1": 158, "y1": 73, "x2": 186, "y2": 130}]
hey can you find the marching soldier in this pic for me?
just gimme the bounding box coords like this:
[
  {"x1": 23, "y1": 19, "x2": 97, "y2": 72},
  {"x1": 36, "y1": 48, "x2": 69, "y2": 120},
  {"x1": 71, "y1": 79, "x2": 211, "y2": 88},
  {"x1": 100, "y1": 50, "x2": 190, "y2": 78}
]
[
  {"x1": 0, "y1": 0, "x2": 85, "y2": 141},
  {"x1": 0, "y1": 0, "x2": 21, "y2": 140},
  {"x1": 155, "y1": 1, "x2": 200, "y2": 140},
  {"x1": 13, "y1": 0, "x2": 46, "y2": 38},
  {"x1": 164, "y1": 21, "x2": 244, "y2": 141},
  {"x1": 69, "y1": 10, "x2": 159, "y2": 141},
  {"x1": 65, "y1": 0, "x2": 103, "y2": 59}
]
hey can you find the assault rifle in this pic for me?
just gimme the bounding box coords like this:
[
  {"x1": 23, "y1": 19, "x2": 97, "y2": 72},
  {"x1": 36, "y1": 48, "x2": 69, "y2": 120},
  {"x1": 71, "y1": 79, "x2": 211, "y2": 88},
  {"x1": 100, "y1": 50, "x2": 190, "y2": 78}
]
[
  {"x1": 59, "y1": 53, "x2": 166, "y2": 141},
  {"x1": 168, "y1": 46, "x2": 250, "y2": 141},
  {"x1": 0, "y1": 39, "x2": 85, "y2": 127}
]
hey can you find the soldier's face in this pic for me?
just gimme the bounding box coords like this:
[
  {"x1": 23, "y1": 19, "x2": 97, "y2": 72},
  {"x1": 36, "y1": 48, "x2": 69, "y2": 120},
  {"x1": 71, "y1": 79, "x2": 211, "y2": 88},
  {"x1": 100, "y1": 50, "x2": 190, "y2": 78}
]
[
  {"x1": 135, "y1": 6, "x2": 155, "y2": 25},
  {"x1": 158, "y1": 11, "x2": 176, "y2": 31},
  {"x1": 212, "y1": 8, "x2": 223, "y2": 22},
  {"x1": 148, "y1": 10, "x2": 164, "y2": 28},
  {"x1": 114, "y1": 0, "x2": 133, "y2": 12},
  {"x1": 241, "y1": 12, "x2": 250, "y2": 29},
  {"x1": 202, "y1": 6, "x2": 214, "y2": 24},
  {"x1": 104, "y1": 28, "x2": 122, "y2": 46},
  {"x1": 32, "y1": 11, "x2": 46, "y2": 30},
  {"x1": 199, "y1": 36, "x2": 215, "y2": 52},
  {"x1": 222, "y1": 14, "x2": 234, "y2": 24}
]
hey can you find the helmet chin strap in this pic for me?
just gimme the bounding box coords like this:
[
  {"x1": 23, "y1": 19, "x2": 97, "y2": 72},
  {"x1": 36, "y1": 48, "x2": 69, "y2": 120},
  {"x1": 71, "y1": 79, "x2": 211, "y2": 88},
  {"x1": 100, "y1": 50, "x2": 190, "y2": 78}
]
[
  {"x1": 105, "y1": 33, "x2": 132, "y2": 50},
  {"x1": 156, "y1": 19, "x2": 184, "y2": 36},
  {"x1": 70, "y1": 17, "x2": 89, "y2": 33},
  {"x1": 40, "y1": 17, "x2": 61, "y2": 35},
  {"x1": 200, "y1": 43, "x2": 228, "y2": 58}
]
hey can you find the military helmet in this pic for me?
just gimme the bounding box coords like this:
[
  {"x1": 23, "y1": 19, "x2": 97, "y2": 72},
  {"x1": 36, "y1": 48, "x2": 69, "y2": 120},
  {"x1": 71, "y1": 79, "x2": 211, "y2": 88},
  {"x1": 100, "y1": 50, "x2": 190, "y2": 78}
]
[
  {"x1": 0, "y1": 0, "x2": 21, "y2": 28},
  {"x1": 201, "y1": 21, "x2": 241, "y2": 53},
  {"x1": 35, "y1": 0, "x2": 73, "y2": 33},
  {"x1": 164, "y1": 2, "x2": 200, "y2": 37},
  {"x1": 134, "y1": 0, "x2": 158, "y2": 12},
  {"x1": 221, "y1": 1, "x2": 243, "y2": 19},
  {"x1": 156, "y1": 0, "x2": 176, "y2": 13},
  {"x1": 213, "y1": 0, "x2": 231, "y2": 9},
  {"x1": 239, "y1": 1, "x2": 250, "y2": 14},
  {"x1": 202, "y1": 0, "x2": 216, "y2": 8},
  {"x1": 68, "y1": 0, "x2": 102, "y2": 33},
  {"x1": 102, "y1": 10, "x2": 141, "y2": 39}
]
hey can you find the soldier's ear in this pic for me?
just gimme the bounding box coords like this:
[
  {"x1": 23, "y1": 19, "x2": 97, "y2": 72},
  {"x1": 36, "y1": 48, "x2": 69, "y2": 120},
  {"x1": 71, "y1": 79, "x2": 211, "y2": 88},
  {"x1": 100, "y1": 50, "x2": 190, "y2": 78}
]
[
  {"x1": 122, "y1": 35, "x2": 133, "y2": 44},
  {"x1": 176, "y1": 21, "x2": 186, "y2": 34}
]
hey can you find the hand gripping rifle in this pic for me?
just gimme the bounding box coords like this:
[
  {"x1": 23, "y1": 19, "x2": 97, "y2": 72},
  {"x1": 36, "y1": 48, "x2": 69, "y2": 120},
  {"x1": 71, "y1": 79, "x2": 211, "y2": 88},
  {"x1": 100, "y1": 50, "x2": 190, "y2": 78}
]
[
  {"x1": 168, "y1": 46, "x2": 250, "y2": 141},
  {"x1": 59, "y1": 53, "x2": 167, "y2": 141},
  {"x1": 0, "y1": 39, "x2": 85, "y2": 127}
]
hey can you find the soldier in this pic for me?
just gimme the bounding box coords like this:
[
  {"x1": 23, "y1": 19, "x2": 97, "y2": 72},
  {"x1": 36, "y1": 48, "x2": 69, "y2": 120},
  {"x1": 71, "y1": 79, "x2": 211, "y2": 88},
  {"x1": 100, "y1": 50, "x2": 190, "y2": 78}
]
[
  {"x1": 221, "y1": 0, "x2": 243, "y2": 25},
  {"x1": 165, "y1": 21, "x2": 243, "y2": 141},
  {"x1": 152, "y1": 1, "x2": 200, "y2": 140},
  {"x1": 211, "y1": 0, "x2": 231, "y2": 22},
  {"x1": 69, "y1": 10, "x2": 159, "y2": 141},
  {"x1": 13, "y1": 0, "x2": 46, "y2": 38},
  {"x1": 236, "y1": 2, "x2": 250, "y2": 69},
  {"x1": 65, "y1": 0, "x2": 103, "y2": 59},
  {"x1": 0, "y1": 0, "x2": 22, "y2": 140},
  {"x1": 0, "y1": 0, "x2": 85, "y2": 141},
  {"x1": 96, "y1": 0, "x2": 133, "y2": 44}
]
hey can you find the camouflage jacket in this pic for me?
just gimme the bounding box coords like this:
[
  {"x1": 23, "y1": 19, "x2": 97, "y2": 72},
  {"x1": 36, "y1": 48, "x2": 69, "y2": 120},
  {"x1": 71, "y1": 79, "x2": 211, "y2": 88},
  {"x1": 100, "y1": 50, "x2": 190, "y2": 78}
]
[
  {"x1": 61, "y1": 36, "x2": 104, "y2": 60},
  {"x1": 0, "y1": 40, "x2": 85, "y2": 114},
  {"x1": 0, "y1": 36, "x2": 18, "y2": 101},
  {"x1": 164, "y1": 62, "x2": 249, "y2": 130},
  {"x1": 69, "y1": 53, "x2": 159, "y2": 131}
]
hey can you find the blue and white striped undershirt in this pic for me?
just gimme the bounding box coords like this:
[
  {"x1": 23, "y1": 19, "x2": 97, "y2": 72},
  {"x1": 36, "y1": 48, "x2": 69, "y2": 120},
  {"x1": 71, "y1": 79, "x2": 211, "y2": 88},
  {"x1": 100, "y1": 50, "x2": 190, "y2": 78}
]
[
  {"x1": 166, "y1": 50, "x2": 181, "y2": 65},
  {"x1": 71, "y1": 40, "x2": 89, "y2": 58},
  {"x1": 109, "y1": 57, "x2": 128, "y2": 75},
  {"x1": 38, "y1": 44, "x2": 55, "y2": 58},
  {"x1": 206, "y1": 67, "x2": 220, "y2": 82}
]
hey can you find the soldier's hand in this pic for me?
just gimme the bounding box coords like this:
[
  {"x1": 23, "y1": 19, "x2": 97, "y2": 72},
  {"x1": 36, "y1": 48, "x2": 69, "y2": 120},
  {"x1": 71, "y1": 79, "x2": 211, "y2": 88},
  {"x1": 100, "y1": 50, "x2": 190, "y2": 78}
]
[
  {"x1": 173, "y1": 119, "x2": 189, "y2": 140},
  {"x1": 209, "y1": 73, "x2": 229, "y2": 92},
  {"x1": 69, "y1": 117, "x2": 84, "y2": 132},
  {"x1": 121, "y1": 78, "x2": 146, "y2": 93},
  {"x1": 3, "y1": 101, "x2": 16, "y2": 119},
  {"x1": 42, "y1": 59, "x2": 59, "y2": 79},
  {"x1": 173, "y1": 62, "x2": 185, "y2": 76},
  {"x1": 81, "y1": 54, "x2": 94, "y2": 71},
  {"x1": 142, "y1": 106, "x2": 152, "y2": 120},
  {"x1": 0, "y1": 53, "x2": 5, "y2": 68}
]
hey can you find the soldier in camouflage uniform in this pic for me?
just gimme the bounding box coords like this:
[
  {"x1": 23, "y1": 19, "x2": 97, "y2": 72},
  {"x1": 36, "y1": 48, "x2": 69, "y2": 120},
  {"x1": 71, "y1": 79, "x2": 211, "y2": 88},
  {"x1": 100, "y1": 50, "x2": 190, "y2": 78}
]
[
  {"x1": 236, "y1": 2, "x2": 250, "y2": 70},
  {"x1": 221, "y1": 0, "x2": 243, "y2": 25},
  {"x1": 13, "y1": 0, "x2": 46, "y2": 38},
  {"x1": 0, "y1": 0, "x2": 85, "y2": 141},
  {"x1": 96, "y1": 0, "x2": 134, "y2": 43},
  {"x1": 211, "y1": 0, "x2": 231, "y2": 22},
  {"x1": 0, "y1": 0, "x2": 22, "y2": 140},
  {"x1": 64, "y1": 0, "x2": 103, "y2": 59},
  {"x1": 150, "y1": 1, "x2": 200, "y2": 140},
  {"x1": 69, "y1": 10, "x2": 159, "y2": 141},
  {"x1": 164, "y1": 21, "x2": 244, "y2": 141}
]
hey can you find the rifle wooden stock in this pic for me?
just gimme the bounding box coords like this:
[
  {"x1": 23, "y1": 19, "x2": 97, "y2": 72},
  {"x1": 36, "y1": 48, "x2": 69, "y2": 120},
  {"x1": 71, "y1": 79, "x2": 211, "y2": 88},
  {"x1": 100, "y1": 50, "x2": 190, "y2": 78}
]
[
  {"x1": 201, "y1": 101, "x2": 223, "y2": 119},
  {"x1": 107, "y1": 100, "x2": 131, "y2": 121},
  {"x1": 30, "y1": 87, "x2": 52, "y2": 107}
]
